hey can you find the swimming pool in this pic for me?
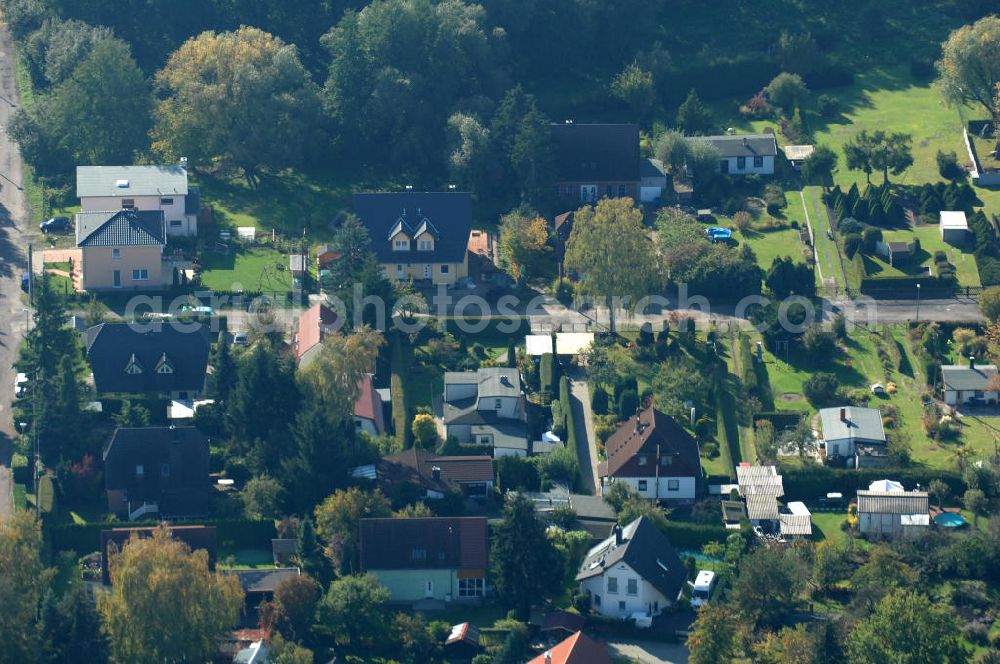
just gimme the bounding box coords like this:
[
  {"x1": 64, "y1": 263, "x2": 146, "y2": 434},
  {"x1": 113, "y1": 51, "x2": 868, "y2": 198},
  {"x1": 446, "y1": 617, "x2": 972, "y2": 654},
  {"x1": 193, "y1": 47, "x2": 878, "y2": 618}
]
[{"x1": 933, "y1": 512, "x2": 968, "y2": 528}]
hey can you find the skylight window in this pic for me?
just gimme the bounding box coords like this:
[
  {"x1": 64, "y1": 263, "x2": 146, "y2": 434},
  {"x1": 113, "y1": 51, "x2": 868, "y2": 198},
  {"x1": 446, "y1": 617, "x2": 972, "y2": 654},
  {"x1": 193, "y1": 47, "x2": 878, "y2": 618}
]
[{"x1": 116, "y1": 179, "x2": 130, "y2": 188}]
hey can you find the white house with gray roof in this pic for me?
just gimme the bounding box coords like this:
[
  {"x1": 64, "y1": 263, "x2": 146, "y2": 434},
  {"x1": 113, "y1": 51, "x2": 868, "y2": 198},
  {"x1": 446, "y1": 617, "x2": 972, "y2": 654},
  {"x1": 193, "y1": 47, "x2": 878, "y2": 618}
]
[
  {"x1": 700, "y1": 133, "x2": 778, "y2": 176},
  {"x1": 819, "y1": 406, "x2": 888, "y2": 469},
  {"x1": 443, "y1": 368, "x2": 528, "y2": 457},
  {"x1": 941, "y1": 359, "x2": 998, "y2": 406},
  {"x1": 76, "y1": 162, "x2": 200, "y2": 237}
]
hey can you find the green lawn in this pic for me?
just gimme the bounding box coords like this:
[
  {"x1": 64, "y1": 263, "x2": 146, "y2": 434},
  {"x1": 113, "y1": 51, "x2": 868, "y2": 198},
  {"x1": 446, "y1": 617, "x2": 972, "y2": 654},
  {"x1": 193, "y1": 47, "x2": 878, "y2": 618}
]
[
  {"x1": 199, "y1": 247, "x2": 293, "y2": 292},
  {"x1": 740, "y1": 226, "x2": 804, "y2": 272},
  {"x1": 801, "y1": 187, "x2": 845, "y2": 290},
  {"x1": 12, "y1": 483, "x2": 26, "y2": 513},
  {"x1": 217, "y1": 548, "x2": 275, "y2": 570},
  {"x1": 877, "y1": 226, "x2": 981, "y2": 287},
  {"x1": 809, "y1": 511, "x2": 849, "y2": 546}
]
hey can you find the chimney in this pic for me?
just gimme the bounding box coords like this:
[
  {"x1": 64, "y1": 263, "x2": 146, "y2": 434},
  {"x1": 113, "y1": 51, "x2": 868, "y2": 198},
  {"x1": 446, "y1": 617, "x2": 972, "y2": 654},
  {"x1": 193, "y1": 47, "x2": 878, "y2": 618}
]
[
  {"x1": 432, "y1": 466, "x2": 441, "y2": 481},
  {"x1": 614, "y1": 525, "x2": 623, "y2": 547},
  {"x1": 970, "y1": 356, "x2": 975, "y2": 370},
  {"x1": 179, "y1": 156, "x2": 188, "y2": 171},
  {"x1": 544, "y1": 652, "x2": 552, "y2": 664},
  {"x1": 839, "y1": 408, "x2": 846, "y2": 422},
  {"x1": 743, "y1": 137, "x2": 749, "y2": 147}
]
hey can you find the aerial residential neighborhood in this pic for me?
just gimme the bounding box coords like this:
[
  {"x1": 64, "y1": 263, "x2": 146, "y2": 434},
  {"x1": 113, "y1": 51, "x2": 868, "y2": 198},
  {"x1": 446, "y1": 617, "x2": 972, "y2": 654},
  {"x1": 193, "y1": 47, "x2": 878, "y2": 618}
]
[{"x1": 1, "y1": 2, "x2": 1000, "y2": 664}]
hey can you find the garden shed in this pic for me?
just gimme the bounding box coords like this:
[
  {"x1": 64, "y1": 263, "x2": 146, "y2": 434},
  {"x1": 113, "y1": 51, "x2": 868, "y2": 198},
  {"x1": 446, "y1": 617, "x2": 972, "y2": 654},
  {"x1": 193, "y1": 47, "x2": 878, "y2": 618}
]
[{"x1": 940, "y1": 211, "x2": 968, "y2": 245}]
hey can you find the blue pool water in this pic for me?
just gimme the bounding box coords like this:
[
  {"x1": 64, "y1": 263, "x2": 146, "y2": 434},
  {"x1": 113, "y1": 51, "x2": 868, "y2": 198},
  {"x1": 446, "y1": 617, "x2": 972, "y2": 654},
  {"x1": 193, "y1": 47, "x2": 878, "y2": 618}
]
[{"x1": 934, "y1": 512, "x2": 968, "y2": 528}]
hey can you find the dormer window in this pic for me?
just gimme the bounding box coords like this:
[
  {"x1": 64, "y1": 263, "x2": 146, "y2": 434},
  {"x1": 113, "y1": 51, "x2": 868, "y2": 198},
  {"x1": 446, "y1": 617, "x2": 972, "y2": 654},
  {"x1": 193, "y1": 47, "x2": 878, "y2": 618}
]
[
  {"x1": 418, "y1": 239, "x2": 434, "y2": 251},
  {"x1": 638, "y1": 455, "x2": 648, "y2": 466},
  {"x1": 135, "y1": 464, "x2": 144, "y2": 476},
  {"x1": 393, "y1": 238, "x2": 410, "y2": 251},
  {"x1": 155, "y1": 353, "x2": 174, "y2": 374},
  {"x1": 124, "y1": 354, "x2": 143, "y2": 375}
]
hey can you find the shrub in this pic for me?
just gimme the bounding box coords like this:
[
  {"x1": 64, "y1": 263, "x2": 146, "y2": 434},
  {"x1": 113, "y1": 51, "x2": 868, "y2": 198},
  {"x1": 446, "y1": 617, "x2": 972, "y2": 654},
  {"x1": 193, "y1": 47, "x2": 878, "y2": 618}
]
[
  {"x1": 936, "y1": 150, "x2": 964, "y2": 180},
  {"x1": 617, "y1": 389, "x2": 639, "y2": 421},
  {"x1": 551, "y1": 277, "x2": 573, "y2": 304},
  {"x1": 803, "y1": 372, "x2": 838, "y2": 405},
  {"x1": 763, "y1": 183, "x2": 786, "y2": 213},
  {"x1": 843, "y1": 233, "x2": 862, "y2": 259},
  {"x1": 550, "y1": 400, "x2": 566, "y2": 438},
  {"x1": 816, "y1": 94, "x2": 839, "y2": 118},
  {"x1": 862, "y1": 227, "x2": 882, "y2": 254},
  {"x1": 700, "y1": 441, "x2": 719, "y2": 458},
  {"x1": 838, "y1": 217, "x2": 863, "y2": 236},
  {"x1": 591, "y1": 386, "x2": 609, "y2": 415},
  {"x1": 733, "y1": 210, "x2": 752, "y2": 232},
  {"x1": 539, "y1": 353, "x2": 557, "y2": 399},
  {"x1": 638, "y1": 323, "x2": 654, "y2": 347},
  {"x1": 909, "y1": 57, "x2": 934, "y2": 79}
]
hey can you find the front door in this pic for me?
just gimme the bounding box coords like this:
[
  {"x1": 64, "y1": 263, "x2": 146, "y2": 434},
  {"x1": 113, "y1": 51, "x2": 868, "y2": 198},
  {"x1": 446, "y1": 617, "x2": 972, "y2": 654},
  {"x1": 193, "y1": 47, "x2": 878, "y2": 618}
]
[
  {"x1": 424, "y1": 580, "x2": 434, "y2": 598},
  {"x1": 113, "y1": 270, "x2": 121, "y2": 288},
  {"x1": 580, "y1": 185, "x2": 597, "y2": 203},
  {"x1": 423, "y1": 264, "x2": 431, "y2": 279},
  {"x1": 719, "y1": 159, "x2": 730, "y2": 174}
]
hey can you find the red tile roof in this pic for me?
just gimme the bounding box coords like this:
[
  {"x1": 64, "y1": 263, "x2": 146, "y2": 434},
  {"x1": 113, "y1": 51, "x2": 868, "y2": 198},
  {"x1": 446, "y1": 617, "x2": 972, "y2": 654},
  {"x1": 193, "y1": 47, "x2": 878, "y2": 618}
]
[
  {"x1": 526, "y1": 631, "x2": 613, "y2": 664},
  {"x1": 354, "y1": 374, "x2": 385, "y2": 435},
  {"x1": 295, "y1": 303, "x2": 338, "y2": 362},
  {"x1": 467, "y1": 230, "x2": 491, "y2": 257},
  {"x1": 598, "y1": 408, "x2": 701, "y2": 480},
  {"x1": 377, "y1": 448, "x2": 493, "y2": 493}
]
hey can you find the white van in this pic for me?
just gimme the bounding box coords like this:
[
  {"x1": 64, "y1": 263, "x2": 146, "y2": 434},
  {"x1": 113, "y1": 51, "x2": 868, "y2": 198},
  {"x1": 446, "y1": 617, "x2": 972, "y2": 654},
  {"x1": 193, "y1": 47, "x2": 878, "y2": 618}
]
[
  {"x1": 691, "y1": 570, "x2": 716, "y2": 608},
  {"x1": 14, "y1": 373, "x2": 29, "y2": 398}
]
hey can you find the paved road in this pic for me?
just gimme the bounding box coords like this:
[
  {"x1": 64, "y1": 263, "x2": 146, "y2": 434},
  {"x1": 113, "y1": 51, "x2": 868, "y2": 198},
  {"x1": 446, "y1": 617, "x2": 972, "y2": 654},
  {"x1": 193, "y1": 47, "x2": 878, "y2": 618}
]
[
  {"x1": 568, "y1": 373, "x2": 599, "y2": 495},
  {"x1": 606, "y1": 640, "x2": 689, "y2": 664},
  {"x1": 0, "y1": 22, "x2": 29, "y2": 520}
]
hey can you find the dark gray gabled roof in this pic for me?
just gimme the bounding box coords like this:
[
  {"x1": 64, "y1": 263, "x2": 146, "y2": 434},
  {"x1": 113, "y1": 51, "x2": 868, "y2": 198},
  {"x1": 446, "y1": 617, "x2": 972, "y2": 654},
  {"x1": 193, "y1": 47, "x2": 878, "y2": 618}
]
[
  {"x1": 550, "y1": 123, "x2": 641, "y2": 182},
  {"x1": 819, "y1": 407, "x2": 886, "y2": 443},
  {"x1": 76, "y1": 209, "x2": 166, "y2": 247},
  {"x1": 353, "y1": 192, "x2": 472, "y2": 265},
  {"x1": 699, "y1": 134, "x2": 778, "y2": 158},
  {"x1": 941, "y1": 364, "x2": 998, "y2": 391},
  {"x1": 86, "y1": 323, "x2": 210, "y2": 394},
  {"x1": 102, "y1": 426, "x2": 210, "y2": 517},
  {"x1": 575, "y1": 516, "x2": 686, "y2": 601}
]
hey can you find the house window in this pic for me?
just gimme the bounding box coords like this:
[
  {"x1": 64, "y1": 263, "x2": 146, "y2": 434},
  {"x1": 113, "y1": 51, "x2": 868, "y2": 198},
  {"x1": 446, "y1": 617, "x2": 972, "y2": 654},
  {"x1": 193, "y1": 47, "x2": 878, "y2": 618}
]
[
  {"x1": 479, "y1": 435, "x2": 490, "y2": 444},
  {"x1": 441, "y1": 264, "x2": 449, "y2": 274},
  {"x1": 155, "y1": 355, "x2": 174, "y2": 374},
  {"x1": 135, "y1": 464, "x2": 144, "y2": 476},
  {"x1": 113, "y1": 270, "x2": 121, "y2": 288},
  {"x1": 396, "y1": 265, "x2": 405, "y2": 277},
  {"x1": 458, "y1": 578, "x2": 484, "y2": 597},
  {"x1": 618, "y1": 601, "x2": 626, "y2": 611},
  {"x1": 661, "y1": 455, "x2": 672, "y2": 466},
  {"x1": 169, "y1": 219, "x2": 182, "y2": 227},
  {"x1": 627, "y1": 578, "x2": 638, "y2": 595},
  {"x1": 737, "y1": 156, "x2": 746, "y2": 169},
  {"x1": 418, "y1": 240, "x2": 433, "y2": 251},
  {"x1": 638, "y1": 455, "x2": 648, "y2": 466},
  {"x1": 124, "y1": 356, "x2": 143, "y2": 375},
  {"x1": 606, "y1": 184, "x2": 613, "y2": 197},
  {"x1": 160, "y1": 464, "x2": 170, "y2": 477},
  {"x1": 668, "y1": 479, "x2": 680, "y2": 491},
  {"x1": 607, "y1": 576, "x2": 618, "y2": 594},
  {"x1": 393, "y1": 239, "x2": 409, "y2": 251},
  {"x1": 719, "y1": 160, "x2": 729, "y2": 174},
  {"x1": 618, "y1": 184, "x2": 627, "y2": 197},
  {"x1": 160, "y1": 197, "x2": 174, "y2": 205},
  {"x1": 423, "y1": 265, "x2": 431, "y2": 279},
  {"x1": 494, "y1": 399, "x2": 502, "y2": 410},
  {"x1": 638, "y1": 480, "x2": 648, "y2": 492},
  {"x1": 411, "y1": 549, "x2": 427, "y2": 562},
  {"x1": 753, "y1": 155, "x2": 764, "y2": 168},
  {"x1": 355, "y1": 420, "x2": 363, "y2": 429},
  {"x1": 121, "y1": 199, "x2": 135, "y2": 209},
  {"x1": 112, "y1": 248, "x2": 121, "y2": 260},
  {"x1": 132, "y1": 269, "x2": 149, "y2": 281}
]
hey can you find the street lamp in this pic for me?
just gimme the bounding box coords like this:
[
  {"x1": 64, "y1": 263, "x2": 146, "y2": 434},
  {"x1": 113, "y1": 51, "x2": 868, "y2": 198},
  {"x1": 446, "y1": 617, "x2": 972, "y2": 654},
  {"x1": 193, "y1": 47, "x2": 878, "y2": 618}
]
[{"x1": 916, "y1": 283, "x2": 921, "y2": 323}]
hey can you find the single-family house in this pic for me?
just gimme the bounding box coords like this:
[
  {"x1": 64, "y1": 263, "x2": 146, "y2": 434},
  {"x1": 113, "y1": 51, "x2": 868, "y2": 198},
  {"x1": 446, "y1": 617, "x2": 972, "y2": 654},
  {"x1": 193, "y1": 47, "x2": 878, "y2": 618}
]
[
  {"x1": 358, "y1": 447, "x2": 494, "y2": 499},
  {"x1": 941, "y1": 211, "x2": 969, "y2": 245},
  {"x1": 295, "y1": 302, "x2": 340, "y2": 367},
  {"x1": 359, "y1": 517, "x2": 488, "y2": 603},
  {"x1": 76, "y1": 209, "x2": 166, "y2": 290},
  {"x1": 522, "y1": 491, "x2": 617, "y2": 539},
  {"x1": 443, "y1": 368, "x2": 528, "y2": 457},
  {"x1": 76, "y1": 163, "x2": 199, "y2": 236},
  {"x1": 353, "y1": 374, "x2": 387, "y2": 436},
  {"x1": 550, "y1": 123, "x2": 642, "y2": 204},
  {"x1": 598, "y1": 408, "x2": 702, "y2": 503},
  {"x1": 819, "y1": 406, "x2": 888, "y2": 468},
  {"x1": 575, "y1": 517, "x2": 686, "y2": 619},
  {"x1": 102, "y1": 426, "x2": 210, "y2": 521},
  {"x1": 941, "y1": 358, "x2": 999, "y2": 406},
  {"x1": 353, "y1": 191, "x2": 471, "y2": 285},
  {"x1": 86, "y1": 322, "x2": 210, "y2": 399},
  {"x1": 101, "y1": 525, "x2": 216, "y2": 585},
  {"x1": 233, "y1": 568, "x2": 301, "y2": 625},
  {"x1": 527, "y1": 631, "x2": 613, "y2": 664},
  {"x1": 700, "y1": 134, "x2": 778, "y2": 176},
  {"x1": 857, "y1": 483, "x2": 929, "y2": 538}
]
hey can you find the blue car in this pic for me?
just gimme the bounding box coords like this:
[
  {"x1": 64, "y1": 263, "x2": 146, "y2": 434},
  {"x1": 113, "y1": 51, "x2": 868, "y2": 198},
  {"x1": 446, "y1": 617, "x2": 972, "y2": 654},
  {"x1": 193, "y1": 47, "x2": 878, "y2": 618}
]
[
  {"x1": 20, "y1": 272, "x2": 29, "y2": 293},
  {"x1": 39, "y1": 216, "x2": 71, "y2": 233}
]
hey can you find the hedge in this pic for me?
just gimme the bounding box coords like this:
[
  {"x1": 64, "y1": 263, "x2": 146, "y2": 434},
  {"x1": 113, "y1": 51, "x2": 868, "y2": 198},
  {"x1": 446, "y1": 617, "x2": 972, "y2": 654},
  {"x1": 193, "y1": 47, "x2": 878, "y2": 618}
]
[
  {"x1": 390, "y1": 331, "x2": 409, "y2": 447},
  {"x1": 560, "y1": 376, "x2": 580, "y2": 474},
  {"x1": 751, "y1": 412, "x2": 803, "y2": 433},
  {"x1": 860, "y1": 275, "x2": 952, "y2": 295},
  {"x1": 49, "y1": 518, "x2": 277, "y2": 556},
  {"x1": 659, "y1": 520, "x2": 729, "y2": 548},
  {"x1": 781, "y1": 466, "x2": 964, "y2": 501},
  {"x1": 540, "y1": 353, "x2": 557, "y2": 398}
]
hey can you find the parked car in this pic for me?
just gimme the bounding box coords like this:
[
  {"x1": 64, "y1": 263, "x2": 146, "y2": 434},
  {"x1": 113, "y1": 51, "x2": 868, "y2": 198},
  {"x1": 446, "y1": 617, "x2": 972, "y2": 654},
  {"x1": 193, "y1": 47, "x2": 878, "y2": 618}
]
[
  {"x1": 14, "y1": 373, "x2": 29, "y2": 398},
  {"x1": 232, "y1": 332, "x2": 248, "y2": 346},
  {"x1": 180, "y1": 305, "x2": 214, "y2": 316},
  {"x1": 20, "y1": 272, "x2": 29, "y2": 293},
  {"x1": 691, "y1": 570, "x2": 716, "y2": 608},
  {"x1": 39, "y1": 216, "x2": 71, "y2": 233},
  {"x1": 629, "y1": 612, "x2": 653, "y2": 629}
]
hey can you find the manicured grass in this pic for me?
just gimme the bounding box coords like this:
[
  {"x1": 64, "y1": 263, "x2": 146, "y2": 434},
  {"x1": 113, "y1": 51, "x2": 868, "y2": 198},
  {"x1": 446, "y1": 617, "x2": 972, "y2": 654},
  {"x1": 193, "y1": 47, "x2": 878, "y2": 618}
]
[
  {"x1": 878, "y1": 226, "x2": 981, "y2": 287},
  {"x1": 809, "y1": 510, "x2": 849, "y2": 546},
  {"x1": 199, "y1": 247, "x2": 293, "y2": 292},
  {"x1": 800, "y1": 187, "x2": 845, "y2": 290},
  {"x1": 740, "y1": 226, "x2": 804, "y2": 272},
  {"x1": 12, "y1": 483, "x2": 26, "y2": 513},
  {"x1": 416, "y1": 604, "x2": 508, "y2": 629},
  {"x1": 217, "y1": 548, "x2": 275, "y2": 570}
]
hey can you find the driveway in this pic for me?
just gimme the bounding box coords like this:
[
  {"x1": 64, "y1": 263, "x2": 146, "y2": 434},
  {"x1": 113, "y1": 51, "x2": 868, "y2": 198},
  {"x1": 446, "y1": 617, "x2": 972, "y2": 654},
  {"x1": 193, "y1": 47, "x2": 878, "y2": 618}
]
[
  {"x1": 568, "y1": 372, "x2": 599, "y2": 494},
  {"x1": 0, "y1": 21, "x2": 31, "y2": 519},
  {"x1": 606, "y1": 640, "x2": 689, "y2": 664}
]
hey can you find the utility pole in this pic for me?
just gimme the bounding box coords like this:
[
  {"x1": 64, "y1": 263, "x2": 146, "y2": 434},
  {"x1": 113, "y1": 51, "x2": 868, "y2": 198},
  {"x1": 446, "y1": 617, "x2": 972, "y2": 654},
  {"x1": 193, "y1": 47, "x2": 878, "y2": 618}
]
[{"x1": 916, "y1": 283, "x2": 921, "y2": 323}]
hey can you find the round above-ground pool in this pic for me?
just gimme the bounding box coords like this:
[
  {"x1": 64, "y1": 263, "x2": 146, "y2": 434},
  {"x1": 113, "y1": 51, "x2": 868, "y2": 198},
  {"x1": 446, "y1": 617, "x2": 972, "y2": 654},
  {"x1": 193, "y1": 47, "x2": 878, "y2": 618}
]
[{"x1": 934, "y1": 512, "x2": 968, "y2": 528}]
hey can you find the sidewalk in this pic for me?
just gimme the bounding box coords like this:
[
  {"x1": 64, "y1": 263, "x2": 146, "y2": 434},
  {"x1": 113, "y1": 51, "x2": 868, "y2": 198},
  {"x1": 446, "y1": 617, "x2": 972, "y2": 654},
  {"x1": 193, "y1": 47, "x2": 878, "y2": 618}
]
[{"x1": 568, "y1": 373, "x2": 599, "y2": 494}]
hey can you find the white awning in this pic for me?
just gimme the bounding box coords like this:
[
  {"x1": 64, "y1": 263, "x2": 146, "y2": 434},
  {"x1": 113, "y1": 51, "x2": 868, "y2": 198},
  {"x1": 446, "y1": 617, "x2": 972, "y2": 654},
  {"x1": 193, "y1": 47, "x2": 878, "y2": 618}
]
[
  {"x1": 555, "y1": 332, "x2": 595, "y2": 355},
  {"x1": 525, "y1": 334, "x2": 554, "y2": 356}
]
